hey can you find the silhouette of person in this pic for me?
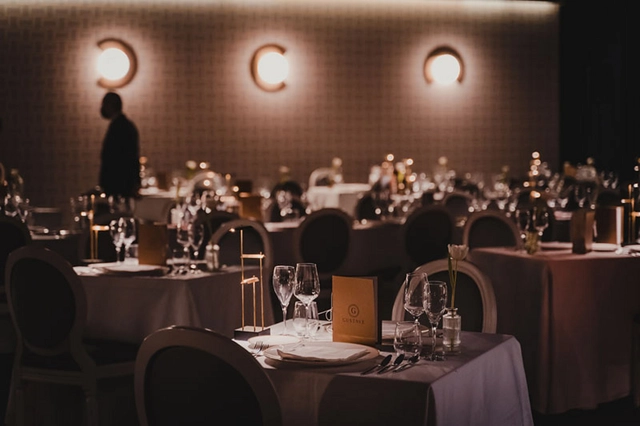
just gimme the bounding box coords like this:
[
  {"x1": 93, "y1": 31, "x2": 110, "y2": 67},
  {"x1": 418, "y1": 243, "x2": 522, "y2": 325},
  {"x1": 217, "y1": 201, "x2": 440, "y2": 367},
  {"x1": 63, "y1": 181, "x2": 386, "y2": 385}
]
[{"x1": 98, "y1": 92, "x2": 140, "y2": 199}]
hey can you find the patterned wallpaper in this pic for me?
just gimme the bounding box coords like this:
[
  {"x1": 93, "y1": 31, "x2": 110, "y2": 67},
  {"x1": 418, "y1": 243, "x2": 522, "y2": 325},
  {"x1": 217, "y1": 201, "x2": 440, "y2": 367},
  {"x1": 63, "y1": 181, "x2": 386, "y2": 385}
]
[{"x1": 0, "y1": 0, "x2": 559, "y2": 213}]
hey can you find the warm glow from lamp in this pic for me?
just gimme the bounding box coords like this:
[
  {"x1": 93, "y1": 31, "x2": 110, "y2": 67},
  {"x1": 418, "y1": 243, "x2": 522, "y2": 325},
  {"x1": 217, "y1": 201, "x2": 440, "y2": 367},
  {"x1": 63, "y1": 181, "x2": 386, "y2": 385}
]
[
  {"x1": 97, "y1": 48, "x2": 130, "y2": 81},
  {"x1": 257, "y1": 52, "x2": 289, "y2": 85},
  {"x1": 97, "y1": 39, "x2": 137, "y2": 89},
  {"x1": 251, "y1": 44, "x2": 288, "y2": 92},
  {"x1": 425, "y1": 47, "x2": 464, "y2": 85}
]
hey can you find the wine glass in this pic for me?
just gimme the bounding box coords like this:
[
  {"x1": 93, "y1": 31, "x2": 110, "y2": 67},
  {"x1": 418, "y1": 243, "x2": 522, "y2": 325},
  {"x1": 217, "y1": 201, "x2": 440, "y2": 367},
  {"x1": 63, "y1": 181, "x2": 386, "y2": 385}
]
[
  {"x1": 424, "y1": 280, "x2": 448, "y2": 361},
  {"x1": 293, "y1": 263, "x2": 320, "y2": 338},
  {"x1": 108, "y1": 219, "x2": 125, "y2": 263},
  {"x1": 175, "y1": 216, "x2": 192, "y2": 274},
  {"x1": 533, "y1": 208, "x2": 549, "y2": 238},
  {"x1": 403, "y1": 272, "x2": 428, "y2": 326},
  {"x1": 188, "y1": 221, "x2": 205, "y2": 273},
  {"x1": 120, "y1": 217, "x2": 137, "y2": 263},
  {"x1": 272, "y1": 265, "x2": 295, "y2": 334},
  {"x1": 515, "y1": 209, "x2": 531, "y2": 249}
]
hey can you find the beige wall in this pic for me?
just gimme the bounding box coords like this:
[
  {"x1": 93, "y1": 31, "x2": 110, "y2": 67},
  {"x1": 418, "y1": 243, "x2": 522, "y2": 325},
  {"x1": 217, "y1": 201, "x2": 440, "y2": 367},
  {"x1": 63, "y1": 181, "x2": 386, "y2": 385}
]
[{"x1": 0, "y1": 0, "x2": 559, "y2": 211}]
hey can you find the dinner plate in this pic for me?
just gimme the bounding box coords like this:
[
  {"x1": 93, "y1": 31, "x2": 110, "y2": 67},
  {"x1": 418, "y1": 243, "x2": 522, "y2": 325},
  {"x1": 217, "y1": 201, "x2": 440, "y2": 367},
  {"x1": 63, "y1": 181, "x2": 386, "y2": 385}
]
[
  {"x1": 592, "y1": 243, "x2": 619, "y2": 252},
  {"x1": 247, "y1": 335, "x2": 300, "y2": 349},
  {"x1": 540, "y1": 241, "x2": 572, "y2": 250},
  {"x1": 89, "y1": 263, "x2": 169, "y2": 276},
  {"x1": 263, "y1": 341, "x2": 378, "y2": 367}
]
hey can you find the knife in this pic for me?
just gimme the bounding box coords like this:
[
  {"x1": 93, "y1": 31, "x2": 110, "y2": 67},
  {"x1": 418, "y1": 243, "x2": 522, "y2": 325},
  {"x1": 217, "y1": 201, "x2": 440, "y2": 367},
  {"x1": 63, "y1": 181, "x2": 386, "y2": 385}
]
[
  {"x1": 361, "y1": 354, "x2": 392, "y2": 375},
  {"x1": 377, "y1": 353, "x2": 405, "y2": 374}
]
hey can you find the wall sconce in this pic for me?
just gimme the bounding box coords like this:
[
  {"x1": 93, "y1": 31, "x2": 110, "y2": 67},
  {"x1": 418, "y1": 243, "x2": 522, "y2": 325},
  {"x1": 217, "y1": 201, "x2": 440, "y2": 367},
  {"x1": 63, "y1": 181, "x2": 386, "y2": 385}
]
[
  {"x1": 424, "y1": 46, "x2": 464, "y2": 85},
  {"x1": 97, "y1": 39, "x2": 137, "y2": 89},
  {"x1": 251, "y1": 44, "x2": 289, "y2": 92}
]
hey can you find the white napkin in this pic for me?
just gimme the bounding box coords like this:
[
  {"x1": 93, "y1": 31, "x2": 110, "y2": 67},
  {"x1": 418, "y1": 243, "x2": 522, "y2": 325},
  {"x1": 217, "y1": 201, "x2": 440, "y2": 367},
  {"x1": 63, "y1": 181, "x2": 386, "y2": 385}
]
[{"x1": 277, "y1": 344, "x2": 369, "y2": 362}]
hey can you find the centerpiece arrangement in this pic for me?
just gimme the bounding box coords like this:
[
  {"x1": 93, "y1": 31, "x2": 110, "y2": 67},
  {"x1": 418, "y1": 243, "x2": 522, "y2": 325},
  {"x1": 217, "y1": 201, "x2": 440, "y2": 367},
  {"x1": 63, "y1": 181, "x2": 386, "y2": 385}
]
[{"x1": 442, "y1": 244, "x2": 468, "y2": 352}]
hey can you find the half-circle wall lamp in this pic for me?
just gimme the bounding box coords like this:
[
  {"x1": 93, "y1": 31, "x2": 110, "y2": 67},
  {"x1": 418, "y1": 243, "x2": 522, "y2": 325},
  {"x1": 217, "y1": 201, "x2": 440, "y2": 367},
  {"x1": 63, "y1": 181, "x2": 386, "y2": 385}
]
[
  {"x1": 97, "y1": 38, "x2": 137, "y2": 89},
  {"x1": 251, "y1": 44, "x2": 289, "y2": 92},
  {"x1": 424, "y1": 46, "x2": 464, "y2": 85}
]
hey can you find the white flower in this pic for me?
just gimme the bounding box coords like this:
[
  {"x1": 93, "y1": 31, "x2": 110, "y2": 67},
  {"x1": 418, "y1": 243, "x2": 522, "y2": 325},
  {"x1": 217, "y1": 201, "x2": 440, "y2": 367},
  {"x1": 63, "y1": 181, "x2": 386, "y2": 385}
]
[
  {"x1": 447, "y1": 244, "x2": 468, "y2": 310},
  {"x1": 448, "y1": 244, "x2": 468, "y2": 261}
]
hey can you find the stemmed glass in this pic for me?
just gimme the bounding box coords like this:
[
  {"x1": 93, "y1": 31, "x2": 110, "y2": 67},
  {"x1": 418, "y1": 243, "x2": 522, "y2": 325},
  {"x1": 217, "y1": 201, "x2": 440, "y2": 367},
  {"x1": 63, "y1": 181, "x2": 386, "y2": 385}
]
[
  {"x1": 272, "y1": 265, "x2": 295, "y2": 335},
  {"x1": 293, "y1": 263, "x2": 321, "y2": 339},
  {"x1": 120, "y1": 217, "x2": 137, "y2": 263},
  {"x1": 175, "y1": 215, "x2": 192, "y2": 274},
  {"x1": 403, "y1": 272, "x2": 428, "y2": 326},
  {"x1": 515, "y1": 209, "x2": 531, "y2": 250},
  {"x1": 533, "y1": 208, "x2": 549, "y2": 238},
  {"x1": 108, "y1": 219, "x2": 125, "y2": 263},
  {"x1": 424, "y1": 280, "x2": 448, "y2": 361},
  {"x1": 188, "y1": 221, "x2": 205, "y2": 273}
]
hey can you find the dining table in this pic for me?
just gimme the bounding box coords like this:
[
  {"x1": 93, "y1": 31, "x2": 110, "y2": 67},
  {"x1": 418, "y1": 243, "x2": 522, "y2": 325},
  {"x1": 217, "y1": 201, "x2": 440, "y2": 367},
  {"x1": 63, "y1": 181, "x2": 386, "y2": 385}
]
[
  {"x1": 468, "y1": 244, "x2": 640, "y2": 414},
  {"x1": 305, "y1": 183, "x2": 372, "y2": 217},
  {"x1": 265, "y1": 218, "x2": 404, "y2": 277},
  {"x1": 75, "y1": 262, "x2": 274, "y2": 343},
  {"x1": 236, "y1": 321, "x2": 533, "y2": 426}
]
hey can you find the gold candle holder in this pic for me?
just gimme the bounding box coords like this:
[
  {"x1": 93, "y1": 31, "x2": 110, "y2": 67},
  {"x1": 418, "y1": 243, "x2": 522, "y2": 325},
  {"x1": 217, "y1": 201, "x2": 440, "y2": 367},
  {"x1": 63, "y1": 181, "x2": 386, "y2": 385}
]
[{"x1": 234, "y1": 228, "x2": 270, "y2": 340}]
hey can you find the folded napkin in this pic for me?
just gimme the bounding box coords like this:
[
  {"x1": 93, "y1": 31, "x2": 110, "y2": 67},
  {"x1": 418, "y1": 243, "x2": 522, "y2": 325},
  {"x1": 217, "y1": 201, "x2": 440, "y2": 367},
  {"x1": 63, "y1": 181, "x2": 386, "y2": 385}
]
[
  {"x1": 277, "y1": 344, "x2": 369, "y2": 362},
  {"x1": 91, "y1": 263, "x2": 168, "y2": 277}
]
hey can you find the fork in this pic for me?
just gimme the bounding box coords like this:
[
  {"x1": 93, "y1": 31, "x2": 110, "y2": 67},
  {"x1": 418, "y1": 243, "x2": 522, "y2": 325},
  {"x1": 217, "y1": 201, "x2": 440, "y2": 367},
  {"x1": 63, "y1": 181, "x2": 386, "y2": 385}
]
[{"x1": 251, "y1": 341, "x2": 266, "y2": 357}]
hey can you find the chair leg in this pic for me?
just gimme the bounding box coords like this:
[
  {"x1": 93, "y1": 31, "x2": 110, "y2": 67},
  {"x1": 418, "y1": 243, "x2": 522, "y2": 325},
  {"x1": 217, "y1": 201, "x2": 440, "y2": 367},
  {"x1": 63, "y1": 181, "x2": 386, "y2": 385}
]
[
  {"x1": 633, "y1": 314, "x2": 640, "y2": 408},
  {"x1": 4, "y1": 373, "x2": 24, "y2": 426},
  {"x1": 83, "y1": 384, "x2": 99, "y2": 426}
]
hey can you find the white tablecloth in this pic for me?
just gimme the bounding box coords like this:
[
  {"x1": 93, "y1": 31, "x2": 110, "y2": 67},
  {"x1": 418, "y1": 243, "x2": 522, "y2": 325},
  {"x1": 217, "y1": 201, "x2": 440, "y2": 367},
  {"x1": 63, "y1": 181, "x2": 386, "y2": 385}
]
[
  {"x1": 77, "y1": 264, "x2": 273, "y2": 343},
  {"x1": 469, "y1": 246, "x2": 640, "y2": 414},
  {"x1": 240, "y1": 322, "x2": 533, "y2": 426},
  {"x1": 305, "y1": 183, "x2": 371, "y2": 217}
]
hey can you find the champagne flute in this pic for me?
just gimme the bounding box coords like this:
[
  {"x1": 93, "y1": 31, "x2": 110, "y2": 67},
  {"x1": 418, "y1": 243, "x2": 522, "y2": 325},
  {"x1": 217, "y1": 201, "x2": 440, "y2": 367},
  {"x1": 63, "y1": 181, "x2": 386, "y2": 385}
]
[
  {"x1": 188, "y1": 221, "x2": 205, "y2": 273},
  {"x1": 272, "y1": 265, "x2": 295, "y2": 334},
  {"x1": 120, "y1": 217, "x2": 137, "y2": 263},
  {"x1": 424, "y1": 280, "x2": 448, "y2": 361},
  {"x1": 403, "y1": 272, "x2": 428, "y2": 326},
  {"x1": 109, "y1": 219, "x2": 125, "y2": 263},
  {"x1": 293, "y1": 263, "x2": 320, "y2": 339}
]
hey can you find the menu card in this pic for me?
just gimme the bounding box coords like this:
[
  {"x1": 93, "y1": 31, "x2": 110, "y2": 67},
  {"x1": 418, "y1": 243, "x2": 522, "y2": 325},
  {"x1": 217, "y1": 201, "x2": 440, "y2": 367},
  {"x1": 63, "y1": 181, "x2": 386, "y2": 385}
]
[
  {"x1": 570, "y1": 209, "x2": 595, "y2": 254},
  {"x1": 332, "y1": 276, "x2": 379, "y2": 345},
  {"x1": 595, "y1": 206, "x2": 623, "y2": 245},
  {"x1": 138, "y1": 222, "x2": 168, "y2": 266}
]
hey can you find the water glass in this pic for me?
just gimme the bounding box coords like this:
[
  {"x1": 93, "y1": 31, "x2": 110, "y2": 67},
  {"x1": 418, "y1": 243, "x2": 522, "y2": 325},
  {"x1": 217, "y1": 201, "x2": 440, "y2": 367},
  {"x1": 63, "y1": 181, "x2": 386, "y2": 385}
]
[
  {"x1": 393, "y1": 321, "x2": 422, "y2": 357},
  {"x1": 292, "y1": 301, "x2": 308, "y2": 338}
]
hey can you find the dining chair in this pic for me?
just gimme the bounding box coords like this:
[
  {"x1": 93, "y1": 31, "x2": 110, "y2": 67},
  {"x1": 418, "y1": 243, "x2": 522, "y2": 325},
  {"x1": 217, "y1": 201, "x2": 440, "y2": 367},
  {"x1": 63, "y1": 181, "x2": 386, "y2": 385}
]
[
  {"x1": 390, "y1": 259, "x2": 497, "y2": 333},
  {"x1": 199, "y1": 210, "x2": 240, "y2": 256},
  {"x1": 210, "y1": 217, "x2": 274, "y2": 271},
  {"x1": 0, "y1": 215, "x2": 32, "y2": 306},
  {"x1": 134, "y1": 325, "x2": 282, "y2": 426},
  {"x1": 0, "y1": 216, "x2": 31, "y2": 421},
  {"x1": 400, "y1": 205, "x2": 454, "y2": 273},
  {"x1": 632, "y1": 313, "x2": 640, "y2": 408},
  {"x1": 4, "y1": 245, "x2": 139, "y2": 426},
  {"x1": 462, "y1": 210, "x2": 522, "y2": 250},
  {"x1": 354, "y1": 192, "x2": 379, "y2": 222},
  {"x1": 292, "y1": 208, "x2": 353, "y2": 312},
  {"x1": 442, "y1": 190, "x2": 475, "y2": 228}
]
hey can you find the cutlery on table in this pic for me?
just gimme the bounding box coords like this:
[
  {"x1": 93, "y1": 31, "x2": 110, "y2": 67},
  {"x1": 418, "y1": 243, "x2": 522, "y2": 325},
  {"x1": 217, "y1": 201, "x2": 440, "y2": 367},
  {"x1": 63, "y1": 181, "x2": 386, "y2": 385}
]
[
  {"x1": 392, "y1": 353, "x2": 420, "y2": 373},
  {"x1": 377, "y1": 353, "x2": 405, "y2": 374},
  {"x1": 361, "y1": 354, "x2": 392, "y2": 375}
]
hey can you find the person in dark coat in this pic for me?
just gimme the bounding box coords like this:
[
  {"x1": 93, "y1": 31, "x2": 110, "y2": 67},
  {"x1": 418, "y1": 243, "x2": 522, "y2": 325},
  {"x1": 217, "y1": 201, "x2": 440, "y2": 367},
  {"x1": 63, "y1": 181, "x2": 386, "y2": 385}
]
[{"x1": 98, "y1": 92, "x2": 140, "y2": 199}]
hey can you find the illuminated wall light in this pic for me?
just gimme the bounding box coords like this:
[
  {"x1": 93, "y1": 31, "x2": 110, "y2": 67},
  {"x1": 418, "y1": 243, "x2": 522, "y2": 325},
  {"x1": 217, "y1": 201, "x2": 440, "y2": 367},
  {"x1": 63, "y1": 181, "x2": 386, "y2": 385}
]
[
  {"x1": 97, "y1": 39, "x2": 137, "y2": 89},
  {"x1": 424, "y1": 46, "x2": 464, "y2": 85},
  {"x1": 251, "y1": 44, "x2": 289, "y2": 92}
]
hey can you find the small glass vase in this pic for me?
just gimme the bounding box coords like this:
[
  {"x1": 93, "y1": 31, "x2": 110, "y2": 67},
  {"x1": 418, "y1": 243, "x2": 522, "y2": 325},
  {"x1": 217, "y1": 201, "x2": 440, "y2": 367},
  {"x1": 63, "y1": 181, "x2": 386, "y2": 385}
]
[{"x1": 442, "y1": 307, "x2": 461, "y2": 352}]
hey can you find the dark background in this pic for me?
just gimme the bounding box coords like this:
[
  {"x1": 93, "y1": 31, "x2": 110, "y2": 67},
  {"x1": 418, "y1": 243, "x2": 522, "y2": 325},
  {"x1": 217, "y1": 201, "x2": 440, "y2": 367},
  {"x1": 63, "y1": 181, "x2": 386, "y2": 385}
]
[{"x1": 559, "y1": 0, "x2": 639, "y2": 184}]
